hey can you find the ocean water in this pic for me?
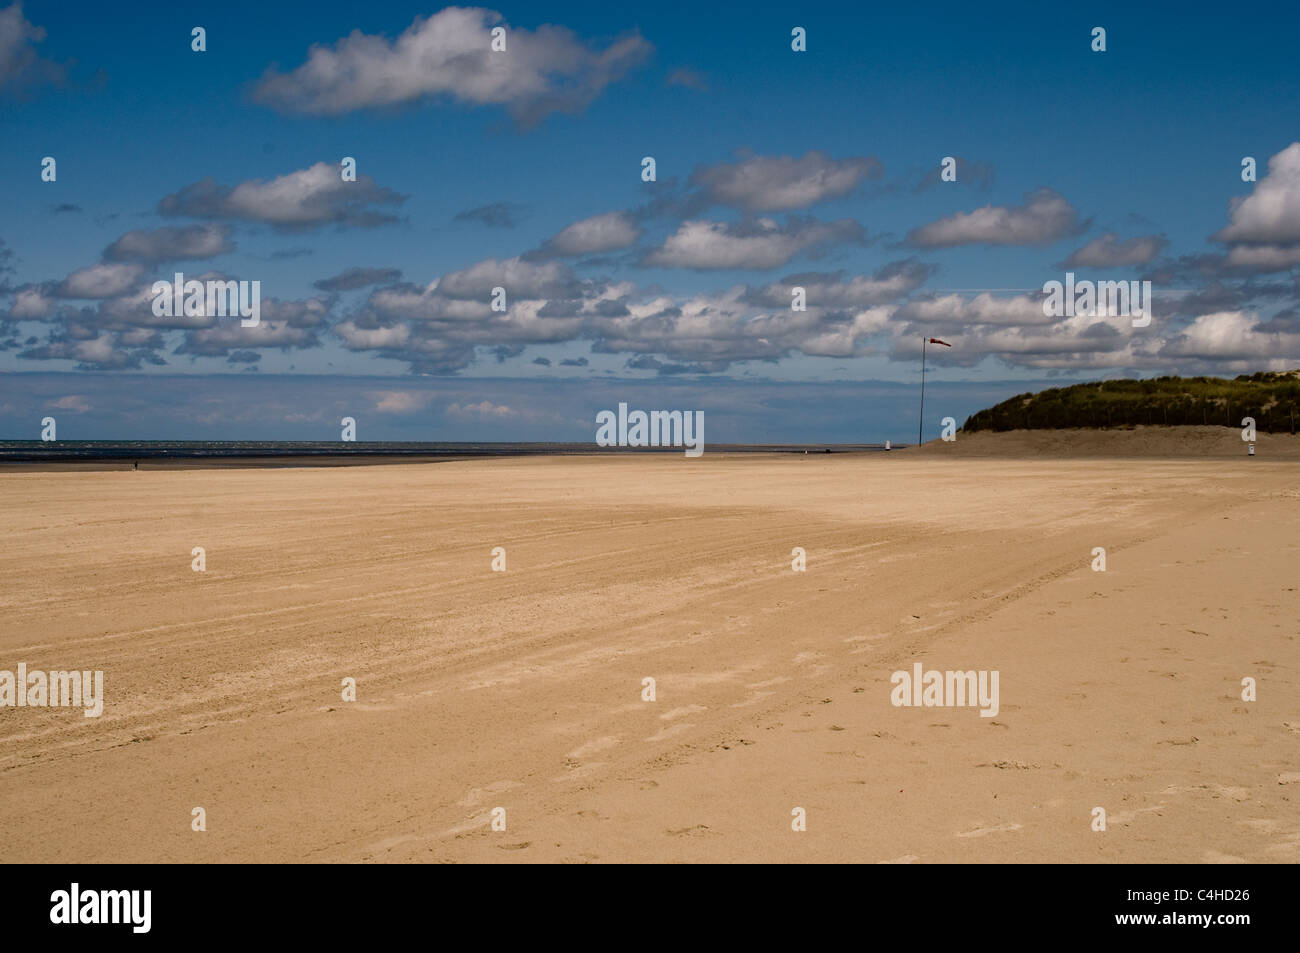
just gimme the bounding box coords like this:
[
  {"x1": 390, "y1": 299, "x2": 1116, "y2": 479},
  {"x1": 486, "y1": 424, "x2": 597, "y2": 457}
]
[{"x1": 0, "y1": 440, "x2": 888, "y2": 463}]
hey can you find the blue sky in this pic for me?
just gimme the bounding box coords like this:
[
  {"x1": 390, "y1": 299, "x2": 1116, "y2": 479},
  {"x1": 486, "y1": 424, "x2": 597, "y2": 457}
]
[{"x1": 2, "y1": 1, "x2": 1299, "y2": 441}]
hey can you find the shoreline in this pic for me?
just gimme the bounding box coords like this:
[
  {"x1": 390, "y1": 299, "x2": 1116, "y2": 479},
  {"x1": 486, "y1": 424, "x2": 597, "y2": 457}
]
[
  {"x1": 3, "y1": 426, "x2": 1299, "y2": 468},
  {"x1": 0, "y1": 443, "x2": 885, "y2": 470}
]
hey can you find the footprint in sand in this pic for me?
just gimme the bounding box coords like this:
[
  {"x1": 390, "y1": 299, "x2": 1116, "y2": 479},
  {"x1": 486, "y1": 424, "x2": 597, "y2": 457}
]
[
  {"x1": 567, "y1": 736, "x2": 620, "y2": 759},
  {"x1": 956, "y1": 821, "x2": 1023, "y2": 838},
  {"x1": 659, "y1": 705, "x2": 707, "y2": 721},
  {"x1": 458, "y1": 780, "x2": 522, "y2": 808},
  {"x1": 1211, "y1": 785, "x2": 1251, "y2": 801},
  {"x1": 321, "y1": 702, "x2": 398, "y2": 712},
  {"x1": 1107, "y1": 803, "x2": 1167, "y2": 825},
  {"x1": 646, "y1": 722, "x2": 694, "y2": 742},
  {"x1": 667, "y1": 824, "x2": 720, "y2": 837},
  {"x1": 552, "y1": 762, "x2": 607, "y2": 782}
]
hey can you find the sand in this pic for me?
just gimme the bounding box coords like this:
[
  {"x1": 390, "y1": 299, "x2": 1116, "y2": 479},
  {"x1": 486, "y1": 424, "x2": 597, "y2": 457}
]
[
  {"x1": 1, "y1": 443, "x2": 1297, "y2": 863},
  {"x1": 918, "y1": 425, "x2": 1300, "y2": 458}
]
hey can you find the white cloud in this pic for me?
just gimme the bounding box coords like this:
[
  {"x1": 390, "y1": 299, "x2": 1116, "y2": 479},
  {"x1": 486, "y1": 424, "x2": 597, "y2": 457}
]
[
  {"x1": 752, "y1": 261, "x2": 933, "y2": 308},
  {"x1": 906, "y1": 188, "x2": 1078, "y2": 247},
  {"x1": 1062, "y1": 232, "x2": 1166, "y2": 268},
  {"x1": 56, "y1": 263, "x2": 144, "y2": 299},
  {"x1": 1160, "y1": 309, "x2": 1300, "y2": 362},
  {"x1": 446, "y1": 400, "x2": 518, "y2": 419},
  {"x1": 159, "y1": 162, "x2": 404, "y2": 229},
  {"x1": 1216, "y1": 143, "x2": 1300, "y2": 244},
  {"x1": 690, "y1": 151, "x2": 883, "y2": 212},
  {"x1": 0, "y1": 2, "x2": 66, "y2": 91},
  {"x1": 435, "y1": 256, "x2": 579, "y2": 299},
  {"x1": 10, "y1": 285, "x2": 55, "y2": 318},
  {"x1": 70, "y1": 335, "x2": 119, "y2": 364},
  {"x1": 907, "y1": 311, "x2": 1141, "y2": 370},
  {"x1": 899, "y1": 292, "x2": 1054, "y2": 326},
  {"x1": 645, "y1": 218, "x2": 863, "y2": 270},
  {"x1": 50, "y1": 394, "x2": 90, "y2": 412},
  {"x1": 252, "y1": 7, "x2": 651, "y2": 125},
  {"x1": 177, "y1": 318, "x2": 317, "y2": 357},
  {"x1": 1224, "y1": 243, "x2": 1300, "y2": 271},
  {"x1": 103, "y1": 225, "x2": 234, "y2": 263},
  {"x1": 535, "y1": 211, "x2": 639, "y2": 257},
  {"x1": 22, "y1": 332, "x2": 136, "y2": 369},
  {"x1": 372, "y1": 390, "x2": 433, "y2": 413},
  {"x1": 369, "y1": 286, "x2": 493, "y2": 322},
  {"x1": 336, "y1": 320, "x2": 412, "y2": 350}
]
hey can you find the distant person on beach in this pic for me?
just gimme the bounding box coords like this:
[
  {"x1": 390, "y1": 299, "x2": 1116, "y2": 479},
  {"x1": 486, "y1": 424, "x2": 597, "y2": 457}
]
[{"x1": 133, "y1": 462, "x2": 138, "y2": 471}]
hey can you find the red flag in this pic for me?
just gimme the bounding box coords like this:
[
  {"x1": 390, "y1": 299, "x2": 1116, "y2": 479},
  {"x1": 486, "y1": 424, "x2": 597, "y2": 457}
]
[{"x1": 928, "y1": 338, "x2": 951, "y2": 347}]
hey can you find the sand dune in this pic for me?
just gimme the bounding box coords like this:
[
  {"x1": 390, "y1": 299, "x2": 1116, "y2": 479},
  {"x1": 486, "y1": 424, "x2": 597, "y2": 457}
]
[{"x1": 1, "y1": 449, "x2": 1297, "y2": 862}]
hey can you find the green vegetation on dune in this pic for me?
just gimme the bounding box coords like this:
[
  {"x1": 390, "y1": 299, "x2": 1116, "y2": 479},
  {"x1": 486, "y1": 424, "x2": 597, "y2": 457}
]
[{"x1": 963, "y1": 371, "x2": 1300, "y2": 433}]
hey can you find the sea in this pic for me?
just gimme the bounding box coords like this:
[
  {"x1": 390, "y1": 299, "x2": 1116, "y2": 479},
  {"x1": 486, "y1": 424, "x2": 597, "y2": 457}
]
[{"x1": 0, "y1": 440, "x2": 889, "y2": 465}]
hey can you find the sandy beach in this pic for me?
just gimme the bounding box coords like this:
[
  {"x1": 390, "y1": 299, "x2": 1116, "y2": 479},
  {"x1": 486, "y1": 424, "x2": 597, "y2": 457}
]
[{"x1": 1, "y1": 440, "x2": 1297, "y2": 863}]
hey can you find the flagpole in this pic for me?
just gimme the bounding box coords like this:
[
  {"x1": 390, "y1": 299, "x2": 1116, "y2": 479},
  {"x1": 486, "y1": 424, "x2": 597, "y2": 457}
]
[
  {"x1": 917, "y1": 337, "x2": 952, "y2": 446},
  {"x1": 918, "y1": 336, "x2": 926, "y2": 447}
]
